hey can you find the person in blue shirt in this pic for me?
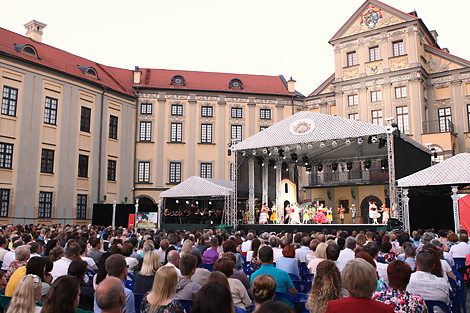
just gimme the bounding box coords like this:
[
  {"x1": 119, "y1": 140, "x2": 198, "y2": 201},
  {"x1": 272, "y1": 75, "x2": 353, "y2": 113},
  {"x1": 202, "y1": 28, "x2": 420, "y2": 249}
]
[{"x1": 250, "y1": 246, "x2": 297, "y2": 297}]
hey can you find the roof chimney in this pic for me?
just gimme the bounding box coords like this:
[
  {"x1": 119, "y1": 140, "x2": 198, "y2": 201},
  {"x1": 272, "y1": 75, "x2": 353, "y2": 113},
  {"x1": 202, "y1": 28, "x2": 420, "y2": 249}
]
[
  {"x1": 442, "y1": 48, "x2": 450, "y2": 53},
  {"x1": 133, "y1": 66, "x2": 142, "y2": 85},
  {"x1": 287, "y1": 77, "x2": 296, "y2": 94},
  {"x1": 430, "y1": 30, "x2": 438, "y2": 42},
  {"x1": 24, "y1": 20, "x2": 47, "y2": 42}
]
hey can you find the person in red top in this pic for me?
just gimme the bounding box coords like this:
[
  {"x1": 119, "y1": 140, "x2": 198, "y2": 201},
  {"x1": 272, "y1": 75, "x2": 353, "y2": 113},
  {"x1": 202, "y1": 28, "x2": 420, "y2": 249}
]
[{"x1": 325, "y1": 258, "x2": 394, "y2": 313}]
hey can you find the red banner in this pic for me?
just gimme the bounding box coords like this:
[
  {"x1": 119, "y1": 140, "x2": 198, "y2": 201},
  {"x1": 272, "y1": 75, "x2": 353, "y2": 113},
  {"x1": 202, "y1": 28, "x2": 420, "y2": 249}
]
[
  {"x1": 459, "y1": 195, "x2": 470, "y2": 232},
  {"x1": 128, "y1": 214, "x2": 135, "y2": 228}
]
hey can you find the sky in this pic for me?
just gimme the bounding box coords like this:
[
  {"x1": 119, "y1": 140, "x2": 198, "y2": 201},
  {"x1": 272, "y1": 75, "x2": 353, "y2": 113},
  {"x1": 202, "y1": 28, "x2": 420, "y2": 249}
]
[{"x1": 1, "y1": 0, "x2": 470, "y2": 96}]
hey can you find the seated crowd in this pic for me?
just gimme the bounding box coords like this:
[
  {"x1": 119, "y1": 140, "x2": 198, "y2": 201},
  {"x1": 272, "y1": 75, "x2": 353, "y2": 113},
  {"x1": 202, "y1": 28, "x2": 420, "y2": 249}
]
[{"x1": 0, "y1": 224, "x2": 467, "y2": 313}]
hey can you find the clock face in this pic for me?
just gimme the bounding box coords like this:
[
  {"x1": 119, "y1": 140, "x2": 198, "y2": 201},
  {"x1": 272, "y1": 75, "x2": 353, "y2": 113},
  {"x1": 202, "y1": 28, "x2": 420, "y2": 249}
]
[
  {"x1": 232, "y1": 81, "x2": 239, "y2": 87},
  {"x1": 174, "y1": 77, "x2": 183, "y2": 84}
]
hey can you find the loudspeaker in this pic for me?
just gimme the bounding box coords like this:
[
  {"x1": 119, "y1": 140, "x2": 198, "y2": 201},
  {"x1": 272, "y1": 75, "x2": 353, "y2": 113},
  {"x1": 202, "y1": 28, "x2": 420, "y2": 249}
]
[{"x1": 387, "y1": 218, "x2": 402, "y2": 231}]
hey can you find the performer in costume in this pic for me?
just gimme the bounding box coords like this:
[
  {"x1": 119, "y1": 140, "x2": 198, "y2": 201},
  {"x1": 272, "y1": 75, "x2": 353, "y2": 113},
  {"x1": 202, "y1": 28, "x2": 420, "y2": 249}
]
[
  {"x1": 284, "y1": 204, "x2": 291, "y2": 224},
  {"x1": 381, "y1": 205, "x2": 390, "y2": 224},
  {"x1": 338, "y1": 205, "x2": 346, "y2": 224},
  {"x1": 369, "y1": 202, "x2": 380, "y2": 224},
  {"x1": 308, "y1": 206, "x2": 315, "y2": 224},
  {"x1": 270, "y1": 207, "x2": 278, "y2": 224},
  {"x1": 313, "y1": 204, "x2": 328, "y2": 224},
  {"x1": 259, "y1": 205, "x2": 268, "y2": 224},
  {"x1": 290, "y1": 203, "x2": 301, "y2": 224},
  {"x1": 326, "y1": 207, "x2": 333, "y2": 224},
  {"x1": 351, "y1": 204, "x2": 357, "y2": 224},
  {"x1": 302, "y1": 207, "x2": 310, "y2": 224}
]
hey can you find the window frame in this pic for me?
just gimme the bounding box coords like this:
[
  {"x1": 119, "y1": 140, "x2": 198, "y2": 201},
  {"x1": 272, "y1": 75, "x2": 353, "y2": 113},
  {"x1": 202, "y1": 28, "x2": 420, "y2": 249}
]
[
  {"x1": 200, "y1": 163, "x2": 213, "y2": 178},
  {"x1": 370, "y1": 90, "x2": 382, "y2": 102},
  {"x1": 78, "y1": 154, "x2": 89, "y2": 178},
  {"x1": 438, "y1": 107, "x2": 452, "y2": 132},
  {"x1": 0, "y1": 142, "x2": 13, "y2": 169},
  {"x1": 80, "y1": 106, "x2": 91, "y2": 133},
  {"x1": 260, "y1": 125, "x2": 270, "y2": 132},
  {"x1": 38, "y1": 191, "x2": 53, "y2": 219},
  {"x1": 109, "y1": 115, "x2": 118, "y2": 139},
  {"x1": 140, "y1": 103, "x2": 152, "y2": 115},
  {"x1": 468, "y1": 104, "x2": 470, "y2": 132},
  {"x1": 169, "y1": 162, "x2": 181, "y2": 184},
  {"x1": 348, "y1": 113, "x2": 359, "y2": 121},
  {"x1": 231, "y1": 125, "x2": 242, "y2": 141},
  {"x1": 201, "y1": 106, "x2": 213, "y2": 117},
  {"x1": 371, "y1": 109, "x2": 384, "y2": 126},
  {"x1": 171, "y1": 104, "x2": 183, "y2": 116},
  {"x1": 395, "y1": 86, "x2": 407, "y2": 99},
  {"x1": 201, "y1": 124, "x2": 213, "y2": 143},
  {"x1": 170, "y1": 122, "x2": 183, "y2": 143},
  {"x1": 139, "y1": 121, "x2": 152, "y2": 142},
  {"x1": 138, "y1": 161, "x2": 150, "y2": 183},
  {"x1": 347, "y1": 94, "x2": 359, "y2": 106},
  {"x1": 369, "y1": 46, "x2": 380, "y2": 62},
  {"x1": 260, "y1": 109, "x2": 272, "y2": 120},
  {"x1": 2, "y1": 86, "x2": 18, "y2": 117},
  {"x1": 107, "y1": 160, "x2": 117, "y2": 181},
  {"x1": 396, "y1": 106, "x2": 410, "y2": 134},
  {"x1": 347, "y1": 51, "x2": 357, "y2": 67},
  {"x1": 41, "y1": 149, "x2": 54, "y2": 174},
  {"x1": 392, "y1": 40, "x2": 405, "y2": 57},
  {"x1": 0, "y1": 189, "x2": 9, "y2": 218},
  {"x1": 44, "y1": 96, "x2": 58, "y2": 125},
  {"x1": 231, "y1": 107, "x2": 243, "y2": 118},
  {"x1": 76, "y1": 194, "x2": 87, "y2": 220}
]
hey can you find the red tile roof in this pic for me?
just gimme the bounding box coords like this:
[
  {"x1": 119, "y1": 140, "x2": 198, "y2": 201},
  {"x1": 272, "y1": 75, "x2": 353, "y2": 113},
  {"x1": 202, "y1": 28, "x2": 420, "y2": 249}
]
[
  {"x1": 0, "y1": 27, "x2": 135, "y2": 97},
  {"x1": 135, "y1": 68, "x2": 292, "y2": 96}
]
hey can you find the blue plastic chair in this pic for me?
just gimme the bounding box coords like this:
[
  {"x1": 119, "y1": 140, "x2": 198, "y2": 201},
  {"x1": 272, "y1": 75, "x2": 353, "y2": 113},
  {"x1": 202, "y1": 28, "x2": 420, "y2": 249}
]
[
  {"x1": 124, "y1": 279, "x2": 134, "y2": 292},
  {"x1": 303, "y1": 273, "x2": 314, "y2": 282},
  {"x1": 200, "y1": 263, "x2": 214, "y2": 272},
  {"x1": 449, "y1": 277, "x2": 464, "y2": 313},
  {"x1": 296, "y1": 293, "x2": 309, "y2": 313},
  {"x1": 273, "y1": 291, "x2": 296, "y2": 308},
  {"x1": 178, "y1": 299, "x2": 193, "y2": 313},
  {"x1": 425, "y1": 300, "x2": 451, "y2": 313},
  {"x1": 288, "y1": 273, "x2": 301, "y2": 281},
  {"x1": 298, "y1": 263, "x2": 309, "y2": 279},
  {"x1": 293, "y1": 280, "x2": 312, "y2": 293},
  {"x1": 127, "y1": 272, "x2": 134, "y2": 281},
  {"x1": 134, "y1": 293, "x2": 144, "y2": 313},
  {"x1": 240, "y1": 254, "x2": 247, "y2": 263},
  {"x1": 453, "y1": 258, "x2": 466, "y2": 270},
  {"x1": 235, "y1": 306, "x2": 248, "y2": 313},
  {"x1": 452, "y1": 269, "x2": 467, "y2": 313}
]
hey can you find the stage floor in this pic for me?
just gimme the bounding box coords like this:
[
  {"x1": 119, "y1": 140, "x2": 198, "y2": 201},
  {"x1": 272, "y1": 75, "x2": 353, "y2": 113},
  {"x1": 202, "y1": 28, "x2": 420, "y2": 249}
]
[{"x1": 238, "y1": 223, "x2": 386, "y2": 234}]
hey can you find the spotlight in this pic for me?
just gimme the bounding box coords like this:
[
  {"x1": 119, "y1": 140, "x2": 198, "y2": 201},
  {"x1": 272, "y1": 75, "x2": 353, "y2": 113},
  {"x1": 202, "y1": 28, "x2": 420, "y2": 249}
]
[
  {"x1": 209, "y1": 201, "x2": 212, "y2": 205},
  {"x1": 263, "y1": 148, "x2": 268, "y2": 154},
  {"x1": 357, "y1": 138, "x2": 363, "y2": 145},
  {"x1": 291, "y1": 152, "x2": 298, "y2": 162},
  {"x1": 381, "y1": 159, "x2": 388, "y2": 169},
  {"x1": 378, "y1": 138, "x2": 386, "y2": 149},
  {"x1": 274, "y1": 147, "x2": 279, "y2": 154},
  {"x1": 317, "y1": 164, "x2": 323, "y2": 172},
  {"x1": 195, "y1": 201, "x2": 198, "y2": 205},
  {"x1": 332, "y1": 163, "x2": 338, "y2": 172},
  {"x1": 176, "y1": 200, "x2": 179, "y2": 203},
  {"x1": 186, "y1": 201, "x2": 189, "y2": 204},
  {"x1": 285, "y1": 146, "x2": 290, "y2": 152},
  {"x1": 302, "y1": 156, "x2": 309, "y2": 165},
  {"x1": 306, "y1": 165, "x2": 312, "y2": 173},
  {"x1": 242, "y1": 151, "x2": 246, "y2": 156},
  {"x1": 345, "y1": 139, "x2": 351, "y2": 146},
  {"x1": 331, "y1": 141, "x2": 337, "y2": 147},
  {"x1": 252, "y1": 150, "x2": 256, "y2": 155},
  {"x1": 296, "y1": 144, "x2": 302, "y2": 150},
  {"x1": 364, "y1": 160, "x2": 371, "y2": 170},
  {"x1": 372, "y1": 136, "x2": 378, "y2": 143},
  {"x1": 347, "y1": 162, "x2": 353, "y2": 171},
  {"x1": 320, "y1": 142, "x2": 325, "y2": 148},
  {"x1": 307, "y1": 144, "x2": 313, "y2": 149}
]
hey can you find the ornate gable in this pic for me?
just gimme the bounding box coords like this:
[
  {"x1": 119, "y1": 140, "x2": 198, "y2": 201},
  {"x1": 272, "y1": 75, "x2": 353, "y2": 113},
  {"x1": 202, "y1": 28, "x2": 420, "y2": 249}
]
[
  {"x1": 422, "y1": 46, "x2": 470, "y2": 74},
  {"x1": 330, "y1": 0, "x2": 417, "y2": 42}
]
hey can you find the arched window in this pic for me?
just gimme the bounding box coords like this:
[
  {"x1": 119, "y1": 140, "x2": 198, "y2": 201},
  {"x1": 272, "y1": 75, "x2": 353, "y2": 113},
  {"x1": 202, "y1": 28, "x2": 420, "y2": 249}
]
[
  {"x1": 14, "y1": 44, "x2": 38, "y2": 58},
  {"x1": 170, "y1": 75, "x2": 185, "y2": 86},
  {"x1": 78, "y1": 66, "x2": 99, "y2": 79},
  {"x1": 430, "y1": 144, "x2": 444, "y2": 163},
  {"x1": 229, "y1": 79, "x2": 243, "y2": 90}
]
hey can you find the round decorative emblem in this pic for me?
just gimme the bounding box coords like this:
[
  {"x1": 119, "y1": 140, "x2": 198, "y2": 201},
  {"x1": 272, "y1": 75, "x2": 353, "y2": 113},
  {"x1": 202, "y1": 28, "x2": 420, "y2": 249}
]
[{"x1": 289, "y1": 118, "x2": 315, "y2": 136}]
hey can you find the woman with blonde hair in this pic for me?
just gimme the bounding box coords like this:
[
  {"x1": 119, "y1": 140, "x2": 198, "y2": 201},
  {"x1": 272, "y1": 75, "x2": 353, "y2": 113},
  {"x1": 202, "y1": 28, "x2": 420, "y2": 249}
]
[
  {"x1": 140, "y1": 266, "x2": 184, "y2": 313},
  {"x1": 252, "y1": 274, "x2": 276, "y2": 312},
  {"x1": 307, "y1": 242, "x2": 328, "y2": 273},
  {"x1": 135, "y1": 249, "x2": 160, "y2": 294},
  {"x1": 306, "y1": 260, "x2": 342, "y2": 313},
  {"x1": 181, "y1": 239, "x2": 193, "y2": 257},
  {"x1": 6, "y1": 274, "x2": 42, "y2": 313}
]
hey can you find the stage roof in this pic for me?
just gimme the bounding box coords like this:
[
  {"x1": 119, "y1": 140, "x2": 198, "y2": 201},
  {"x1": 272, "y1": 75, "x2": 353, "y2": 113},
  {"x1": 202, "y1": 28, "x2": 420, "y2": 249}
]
[
  {"x1": 397, "y1": 153, "x2": 470, "y2": 188},
  {"x1": 159, "y1": 176, "x2": 233, "y2": 199}
]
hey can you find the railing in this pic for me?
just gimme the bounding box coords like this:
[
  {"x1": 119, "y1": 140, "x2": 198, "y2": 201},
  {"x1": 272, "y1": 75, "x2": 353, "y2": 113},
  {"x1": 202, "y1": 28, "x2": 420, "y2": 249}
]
[
  {"x1": 310, "y1": 169, "x2": 389, "y2": 186},
  {"x1": 422, "y1": 119, "x2": 456, "y2": 136}
]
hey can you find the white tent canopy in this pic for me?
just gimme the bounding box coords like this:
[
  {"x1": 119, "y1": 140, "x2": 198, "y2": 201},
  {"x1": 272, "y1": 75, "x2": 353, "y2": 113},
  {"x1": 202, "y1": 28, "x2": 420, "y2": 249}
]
[
  {"x1": 397, "y1": 153, "x2": 470, "y2": 187},
  {"x1": 159, "y1": 176, "x2": 234, "y2": 199}
]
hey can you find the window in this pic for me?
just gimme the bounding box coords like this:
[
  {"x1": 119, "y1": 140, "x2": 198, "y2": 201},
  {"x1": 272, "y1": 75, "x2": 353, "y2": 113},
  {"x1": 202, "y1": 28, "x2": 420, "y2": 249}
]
[
  {"x1": 0, "y1": 143, "x2": 13, "y2": 169},
  {"x1": 80, "y1": 107, "x2": 91, "y2": 132},
  {"x1": 348, "y1": 113, "x2": 359, "y2": 121},
  {"x1": 231, "y1": 107, "x2": 243, "y2": 118},
  {"x1": 347, "y1": 51, "x2": 357, "y2": 66},
  {"x1": 0, "y1": 189, "x2": 9, "y2": 217},
  {"x1": 396, "y1": 106, "x2": 410, "y2": 134},
  {"x1": 200, "y1": 163, "x2": 212, "y2": 178},
  {"x1": 171, "y1": 104, "x2": 183, "y2": 116},
  {"x1": 109, "y1": 115, "x2": 118, "y2": 139},
  {"x1": 371, "y1": 90, "x2": 382, "y2": 102},
  {"x1": 201, "y1": 106, "x2": 213, "y2": 117},
  {"x1": 260, "y1": 125, "x2": 270, "y2": 131},
  {"x1": 438, "y1": 108, "x2": 452, "y2": 132},
  {"x1": 170, "y1": 75, "x2": 185, "y2": 86},
  {"x1": 371, "y1": 110, "x2": 383, "y2": 126},
  {"x1": 138, "y1": 162, "x2": 150, "y2": 183},
  {"x1": 38, "y1": 191, "x2": 52, "y2": 219},
  {"x1": 260, "y1": 109, "x2": 271, "y2": 120},
  {"x1": 393, "y1": 40, "x2": 405, "y2": 57},
  {"x1": 169, "y1": 162, "x2": 181, "y2": 184},
  {"x1": 107, "y1": 160, "x2": 116, "y2": 181},
  {"x1": 201, "y1": 124, "x2": 213, "y2": 143},
  {"x1": 347, "y1": 95, "x2": 358, "y2": 106},
  {"x1": 41, "y1": 149, "x2": 54, "y2": 173},
  {"x1": 229, "y1": 79, "x2": 243, "y2": 90},
  {"x1": 76, "y1": 194, "x2": 87, "y2": 219},
  {"x1": 231, "y1": 125, "x2": 242, "y2": 141},
  {"x1": 140, "y1": 103, "x2": 152, "y2": 115},
  {"x1": 78, "y1": 155, "x2": 89, "y2": 178},
  {"x1": 139, "y1": 121, "x2": 152, "y2": 141},
  {"x1": 44, "y1": 97, "x2": 58, "y2": 125},
  {"x1": 2, "y1": 86, "x2": 18, "y2": 116},
  {"x1": 369, "y1": 46, "x2": 380, "y2": 62},
  {"x1": 395, "y1": 86, "x2": 407, "y2": 99},
  {"x1": 170, "y1": 123, "x2": 183, "y2": 142}
]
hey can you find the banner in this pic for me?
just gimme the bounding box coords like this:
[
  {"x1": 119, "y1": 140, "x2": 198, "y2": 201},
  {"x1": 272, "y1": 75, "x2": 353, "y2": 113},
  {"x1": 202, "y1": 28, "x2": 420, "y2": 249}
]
[
  {"x1": 128, "y1": 214, "x2": 135, "y2": 228},
  {"x1": 136, "y1": 212, "x2": 158, "y2": 229}
]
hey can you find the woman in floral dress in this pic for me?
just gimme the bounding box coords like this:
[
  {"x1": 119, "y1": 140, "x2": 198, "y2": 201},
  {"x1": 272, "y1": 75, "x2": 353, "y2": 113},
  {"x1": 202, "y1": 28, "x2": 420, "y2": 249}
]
[{"x1": 140, "y1": 266, "x2": 184, "y2": 313}]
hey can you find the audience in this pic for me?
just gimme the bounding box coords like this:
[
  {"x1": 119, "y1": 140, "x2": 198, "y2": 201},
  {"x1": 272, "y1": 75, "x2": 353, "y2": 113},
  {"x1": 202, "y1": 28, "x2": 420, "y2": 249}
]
[
  {"x1": 308, "y1": 242, "x2": 327, "y2": 273},
  {"x1": 6, "y1": 274, "x2": 42, "y2": 313},
  {"x1": 5, "y1": 245, "x2": 30, "y2": 280},
  {"x1": 68, "y1": 259, "x2": 95, "y2": 312},
  {"x1": 202, "y1": 237, "x2": 220, "y2": 265},
  {"x1": 306, "y1": 260, "x2": 342, "y2": 313},
  {"x1": 257, "y1": 301, "x2": 295, "y2": 313},
  {"x1": 214, "y1": 257, "x2": 251, "y2": 311},
  {"x1": 275, "y1": 245, "x2": 300, "y2": 277},
  {"x1": 134, "y1": 249, "x2": 160, "y2": 294},
  {"x1": 50, "y1": 242, "x2": 81, "y2": 282},
  {"x1": 164, "y1": 250, "x2": 181, "y2": 276},
  {"x1": 96, "y1": 276, "x2": 126, "y2": 313},
  {"x1": 192, "y1": 281, "x2": 234, "y2": 313},
  {"x1": 174, "y1": 254, "x2": 201, "y2": 301},
  {"x1": 252, "y1": 274, "x2": 276, "y2": 312},
  {"x1": 41, "y1": 275, "x2": 80, "y2": 313}
]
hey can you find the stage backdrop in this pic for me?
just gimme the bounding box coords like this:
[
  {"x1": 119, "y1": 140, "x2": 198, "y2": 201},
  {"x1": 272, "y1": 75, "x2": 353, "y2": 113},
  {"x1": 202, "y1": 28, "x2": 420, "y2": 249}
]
[
  {"x1": 459, "y1": 194, "x2": 470, "y2": 232},
  {"x1": 92, "y1": 204, "x2": 158, "y2": 227}
]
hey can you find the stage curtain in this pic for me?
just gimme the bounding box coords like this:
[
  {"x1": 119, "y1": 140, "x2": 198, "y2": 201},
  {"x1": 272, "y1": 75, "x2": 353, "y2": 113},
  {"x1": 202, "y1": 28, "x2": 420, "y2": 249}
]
[{"x1": 459, "y1": 194, "x2": 470, "y2": 232}]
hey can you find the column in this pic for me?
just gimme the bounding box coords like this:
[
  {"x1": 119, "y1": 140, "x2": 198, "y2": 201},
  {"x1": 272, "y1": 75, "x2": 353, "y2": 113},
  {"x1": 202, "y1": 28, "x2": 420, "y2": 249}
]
[
  {"x1": 451, "y1": 186, "x2": 460, "y2": 233},
  {"x1": 275, "y1": 161, "x2": 282, "y2": 222},
  {"x1": 248, "y1": 157, "x2": 255, "y2": 224},
  {"x1": 402, "y1": 188, "x2": 410, "y2": 232},
  {"x1": 262, "y1": 158, "x2": 269, "y2": 206},
  {"x1": 288, "y1": 164, "x2": 295, "y2": 182}
]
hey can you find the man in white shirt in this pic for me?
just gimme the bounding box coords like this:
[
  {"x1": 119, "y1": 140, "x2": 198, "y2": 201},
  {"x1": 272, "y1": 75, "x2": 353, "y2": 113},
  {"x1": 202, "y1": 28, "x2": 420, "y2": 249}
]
[
  {"x1": 50, "y1": 242, "x2": 81, "y2": 282},
  {"x1": 1, "y1": 240, "x2": 23, "y2": 271},
  {"x1": 337, "y1": 237, "x2": 356, "y2": 265},
  {"x1": 295, "y1": 237, "x2": 312, "y2": 263},
  {"x1": 450, "y1": 234, "x2": 470, "y2": 258},
  {"x1": 29, "y1": 242, "x2": 43, "y2": 258},
  {"x1": 269, "y1": 237, "x2": 283, "y2": 262},
  {"x1": 0, "y1": 237, "x2": 8, "y2": 262},
  {"x1": 407, "y1": 250, "x2": 449, "y2": 308},
  {"x1": 164, "y1": 250, "x2": 181, "y2": 276},
  {"x1": 365, "y1": 242, "x2": 389, "y2": 283},
  {"x1": 241, "y1": 233, "x2": 254, "y2": 254}
]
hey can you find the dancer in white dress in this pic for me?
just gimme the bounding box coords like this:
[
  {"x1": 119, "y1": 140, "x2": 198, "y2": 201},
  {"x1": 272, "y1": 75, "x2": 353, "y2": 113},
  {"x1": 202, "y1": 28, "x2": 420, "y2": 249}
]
[{"x1": 369, "y1": 202, "x2": 381, "y2": 224}]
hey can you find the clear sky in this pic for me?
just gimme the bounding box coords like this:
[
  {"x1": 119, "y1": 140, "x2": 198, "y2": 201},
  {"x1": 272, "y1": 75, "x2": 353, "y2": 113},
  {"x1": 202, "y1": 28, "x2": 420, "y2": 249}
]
[{"x1": 1, "y1": 0, "x2": 469, "y2": 95}]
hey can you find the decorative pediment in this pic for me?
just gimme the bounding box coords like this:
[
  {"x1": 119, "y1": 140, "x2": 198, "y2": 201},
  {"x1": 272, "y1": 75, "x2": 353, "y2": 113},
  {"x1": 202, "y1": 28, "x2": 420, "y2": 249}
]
[
  {"x1": 423, "y1": 45, "x2": 470, "y2": 74},
  {"x1": 330, "y1": 0, "x2": 417, "y2": 42},
  {"x1": 309, "y1": 74, "x2": 335, "y2": 97}
]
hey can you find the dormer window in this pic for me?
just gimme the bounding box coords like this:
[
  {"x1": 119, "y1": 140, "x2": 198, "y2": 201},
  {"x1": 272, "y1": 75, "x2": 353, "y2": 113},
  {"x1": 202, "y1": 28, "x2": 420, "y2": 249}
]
[
  {"x1": 78, "y1": 66, "x2": 98, "y2": 79},
  {"x1": 229, "y1": 79, "x2": 243, "y2": 90},
  {"x1": 170, "y1": 75, "x2": 185, "y2": 86},
  {"x1": 13, "y1": 44, "x2": 38, "y2": 58}
]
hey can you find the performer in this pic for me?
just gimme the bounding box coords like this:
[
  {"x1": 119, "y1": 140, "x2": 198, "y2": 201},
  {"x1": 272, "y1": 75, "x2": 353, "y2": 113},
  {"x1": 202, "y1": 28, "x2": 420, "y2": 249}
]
[
  {"x1": 259, "y1": 205, "x2": 268, "y2": 224},
  {"x1": 302, "y1": 206, "x2": 310, "y2": 224},
  {"x1": 270, "y1": 207, "x2": 278, "y2": 224},
  {"x1": 326, "y1": 207, "x2": 333, "y2": 224},
  {"x1": 381, "y1": 205, "x2": 390, "y2": 224},
  {"x1": 284, "y1": 204, "x2": 291, "y2": 224},
  {"x1": 308, "y1": 206, "x2": 315, "y2": 224},
  {"x1": 351, "y1": 204, "x2": 357, "y2": 224},
  {"x1": 313, "y1": 204, "x2": 328, "y2": 224},
  {"x1": 369, "y1": 202, "x2": 381, "y2": 224},
  {"x1": 338, "y1": 205, "x2": 346, "y2": 224},
  {"x1": 290, "y1": 203, "x2": 301, "y2": 224}
]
